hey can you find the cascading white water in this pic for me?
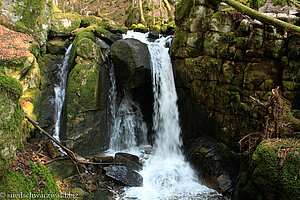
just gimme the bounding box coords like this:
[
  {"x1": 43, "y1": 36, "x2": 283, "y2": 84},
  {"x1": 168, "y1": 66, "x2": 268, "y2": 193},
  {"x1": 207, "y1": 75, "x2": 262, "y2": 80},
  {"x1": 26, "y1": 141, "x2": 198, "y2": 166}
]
[
  {"x1": 108, "y1": 63, "x2": 148, "y2": 152},
  {"x1": 120, "y1": 31, "x2": 221, "y2": 200},
  {"x1": 109, "y1": 91, "x2": 148, "y2": 151},
  {"x1": 53, "y1": 44, "x2": 73, "y2": 141}
]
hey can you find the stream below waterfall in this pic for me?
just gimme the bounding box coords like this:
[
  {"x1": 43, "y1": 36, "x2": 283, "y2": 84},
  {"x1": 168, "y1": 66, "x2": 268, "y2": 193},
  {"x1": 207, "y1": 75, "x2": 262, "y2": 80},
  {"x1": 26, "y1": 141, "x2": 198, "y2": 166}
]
[{"x1": 107, "y1": 31, "x2": 222, "y2": 200}]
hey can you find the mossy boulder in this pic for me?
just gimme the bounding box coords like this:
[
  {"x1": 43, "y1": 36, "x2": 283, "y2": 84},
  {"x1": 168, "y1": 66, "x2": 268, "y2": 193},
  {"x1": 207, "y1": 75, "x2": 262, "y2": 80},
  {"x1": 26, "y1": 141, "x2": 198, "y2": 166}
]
[
  {"x1": 187, "y1": 136, "x2": 240, "y2": 194},
  {"x1": 0, "y1": 73, "x2": 24, "y2": 168},
  {"x1": 236, "y1": 139, "x2": 300, "y2": 200},
  {"x1": 0, "y1": 0, "x2": 52, "y2": 46},
  {"x1": 1, "y1": 54, "x2": 41, "y2": 135},
  {"x1": 62, "y1": 63, "x2": 109, "y2": 155},
  {"x1": 62, "y1": 32, "x2": 110, "y2": 155},
  {"x1": 100, "y1": 18, "x2": 120, "y2": 33},
  {"x1": 133, "y1": 23, "x2": 149, "y2": 33},
  {"x1": 51, "y1": 12, "x2": 82, "y2": 36},
  {"x1": 93, "y1": 26, "x2": 122, "y2": 45},
  {"x1": 0, "y1": 161, "x2": 60, "y2": 198},
  {"x1": 111, "y1": 39, "x2": 151, "y2": 90},
  {"x1": 81, "y1": 15, "x2": 102, "y2": 27},
  {"x1": 69, "y1": 30, "x2": 96, "y2": 67},
  {"x1": 3, "y1": 54, "x2": 41, "y2": 91},
  {"x1": 47, "y1": 37, "x2": 66, "y2": 55},
  {"x1": 208, "y1": 11, "x2": 234, "y2": 33}
]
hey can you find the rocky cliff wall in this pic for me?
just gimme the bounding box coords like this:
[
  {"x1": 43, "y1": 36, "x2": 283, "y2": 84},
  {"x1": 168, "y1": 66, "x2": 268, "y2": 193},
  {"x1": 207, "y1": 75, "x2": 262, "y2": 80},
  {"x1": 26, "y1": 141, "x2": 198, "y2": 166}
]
[{"x1": 172, "y1": 0, "x2": 300, "y2": 148}]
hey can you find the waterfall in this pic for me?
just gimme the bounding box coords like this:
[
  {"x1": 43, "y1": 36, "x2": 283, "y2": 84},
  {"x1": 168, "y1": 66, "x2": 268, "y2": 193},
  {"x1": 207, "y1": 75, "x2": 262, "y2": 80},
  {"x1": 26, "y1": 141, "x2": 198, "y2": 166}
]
[
  {"x1": 108, "y1": 63, "x2": 148, "y2": 152},
  {"x1": 109, "y1": 91, "x2": 148, "y2": 151},
  {"x1": 53, "y1": 44, "x2": 72, "y2": 141},
  {"x1": 120, "y1": 31, "x2": 221, "y2": 200}
]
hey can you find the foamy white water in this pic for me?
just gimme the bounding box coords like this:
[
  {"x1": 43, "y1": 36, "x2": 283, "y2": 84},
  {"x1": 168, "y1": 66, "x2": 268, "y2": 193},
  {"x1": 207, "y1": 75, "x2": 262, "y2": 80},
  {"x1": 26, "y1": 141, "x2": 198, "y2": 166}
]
[
  {"x1": 109, "y1": 91, "x2": 148, "y2": 152},
  {"x1": 113, "y1": 31, "x2": 222, "y2": 200},
  {"x1": 53, "y1": 44, "x2": 72, "y2": 141}
]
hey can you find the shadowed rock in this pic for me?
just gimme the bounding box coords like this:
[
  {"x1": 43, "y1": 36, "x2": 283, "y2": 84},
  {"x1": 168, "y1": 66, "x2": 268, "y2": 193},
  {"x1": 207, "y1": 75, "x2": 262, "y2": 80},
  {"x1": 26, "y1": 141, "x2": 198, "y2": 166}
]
[
  {"x1": 104, "y1": 166, "x2": 143, "y2": 187},
  {"x1": 111, "y1": 39, "x2": 151, "y2": 90},
  {"x1": 115, "y1": 153, "x2": 143, "y2": 171}
]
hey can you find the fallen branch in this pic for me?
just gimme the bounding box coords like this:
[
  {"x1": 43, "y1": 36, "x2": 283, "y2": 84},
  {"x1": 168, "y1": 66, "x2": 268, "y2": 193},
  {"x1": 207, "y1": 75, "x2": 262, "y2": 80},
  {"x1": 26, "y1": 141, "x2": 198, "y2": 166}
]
[
  {"x1": 220, "y1": 0, "x2": 300, "y2": 36},
  {"x1": 25, "y1": 114, "x2": 123, "y2": 166},
  {"x1": 44, "y1": 156, "x2": 69, "y2": 165}
]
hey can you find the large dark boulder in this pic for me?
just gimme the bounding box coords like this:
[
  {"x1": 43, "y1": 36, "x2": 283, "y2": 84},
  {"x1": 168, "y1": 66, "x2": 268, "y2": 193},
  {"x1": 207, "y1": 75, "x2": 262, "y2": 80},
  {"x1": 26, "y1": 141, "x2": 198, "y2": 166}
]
[
  {"x1": 111, "y1": 39, "x2": 151, "y2": 90},
  {"x1": 114, "y1": 153, "x2": 143, "y2": 171},
  {"x1": 186, "y1": 136, "x2": 240, "y2": 196},
  {"x1": 104, "y1": 166, "x2": 143, "y2": 187},
  {"x1": 61, "y1": 31, "x2": 110, "y2": 155}
]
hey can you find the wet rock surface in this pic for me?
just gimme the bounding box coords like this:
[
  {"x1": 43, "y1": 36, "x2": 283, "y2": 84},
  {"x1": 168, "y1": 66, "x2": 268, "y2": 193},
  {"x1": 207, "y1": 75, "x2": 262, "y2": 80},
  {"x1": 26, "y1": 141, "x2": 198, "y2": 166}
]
[
  {"x1": 111, "y1": 39, "x2": 151, "y2": 90},
  {"x1": 114, "y1": 152, "x2": 143, "y2": 171},
  {"x1": 104, "y1": 166, "x2": 143, "y2": 187},
  {"x1": 186, "y1": 136, "x2": 240, "y2": 195}
]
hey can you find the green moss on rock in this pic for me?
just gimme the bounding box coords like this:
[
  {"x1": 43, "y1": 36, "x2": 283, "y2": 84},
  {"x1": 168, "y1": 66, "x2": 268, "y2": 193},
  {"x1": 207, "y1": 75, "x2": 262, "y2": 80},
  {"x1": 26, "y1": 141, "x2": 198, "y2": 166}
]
[
  {"x1": 175, "y1": 0, "x2": 194, "y2": 21},
  {"x1": 0, "y1": 72, "x2": 23, "y2": 99},
  {"x1": 70, "y1": 30, "x2": 96, "y2": 67},
  {"x1": 0, "y1": 162, "x2": 60, "y2": 199},
  {"x1": 51, "y1": 12, "x2": 82, "y2": 37},
  {"x1": 47, "y1": 37, "x2": 66, "y2": 55},
  {"x1": 81, "y1": 15, "x2": 102, "y2": 27},
  {"x1": 0, "y1": 73, "x2": 24, "y2": 168},
  {"x1": 250, "y1": 139, "x2": 300, "y2": 200}
]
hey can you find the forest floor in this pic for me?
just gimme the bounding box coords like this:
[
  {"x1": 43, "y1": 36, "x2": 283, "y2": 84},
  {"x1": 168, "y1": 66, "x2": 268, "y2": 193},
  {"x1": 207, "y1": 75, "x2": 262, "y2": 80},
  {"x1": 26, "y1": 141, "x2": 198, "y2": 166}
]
[{"x1": 0, "y1": 25, "x2": 38, "y2": 60}]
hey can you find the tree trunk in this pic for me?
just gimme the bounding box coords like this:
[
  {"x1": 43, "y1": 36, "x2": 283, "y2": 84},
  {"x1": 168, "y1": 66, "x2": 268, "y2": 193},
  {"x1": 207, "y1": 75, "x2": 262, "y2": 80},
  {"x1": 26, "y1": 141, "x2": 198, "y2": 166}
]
[
  {"x1": 97, "y1": 0, "x2": 101, "y2": 16},
  {"x1": 62, "y1": 0, "x2": 66, "y2": 12},
  {"x1": 159, "y1": 0, "x2": 163, "y2": 25},
  {"x1": 139, "y1": 0, "x2": 146, "y2": 25},
  {"x1": 163, "y1": 0, "x2": 173, "y2": 21},
  {"x1": 152, "y1": 0, "x2": 155, "y2": 25},
  {"x1": 53, "y1": 0, "x2": 58, "y2": 7},
  {"x1": 221, "y1": 0, "x2": 300, "y2": 36}
]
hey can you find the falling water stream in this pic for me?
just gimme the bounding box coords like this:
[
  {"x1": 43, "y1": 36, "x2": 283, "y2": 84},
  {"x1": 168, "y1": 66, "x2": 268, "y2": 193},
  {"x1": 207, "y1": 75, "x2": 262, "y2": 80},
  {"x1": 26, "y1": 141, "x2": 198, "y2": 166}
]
[
  {"x1": 53, "y1": 44, "x2": 72, "y2": 141},
  {"x1": 108, "y1": 31, "x2": 222, "y2": 200}
]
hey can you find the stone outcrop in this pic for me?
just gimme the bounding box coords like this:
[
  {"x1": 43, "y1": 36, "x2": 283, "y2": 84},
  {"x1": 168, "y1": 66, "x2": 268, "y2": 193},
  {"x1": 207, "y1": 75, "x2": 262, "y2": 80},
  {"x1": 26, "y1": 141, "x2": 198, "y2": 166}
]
[
  {"x1": 111, "y1": 39, "x2": 151, "y2": 90},
  {"x1": 186, "y1": 137, "x2": 240, "y2": 195},
  {"x1": 50, "y1": 11, "x2": 81, "y2": 37},
  {"x1": 104, "y1": 166, "x2": 143, "y2": 187},
  {"x1": 234, "y1": 139, "x2": 300, "y2": 200},
  {"x1": 173, "y1": 0, "x2": 300, "y2": 148},
  {"x1": 0, "y1": 73, "x2": 24, "y2": 168},
  {"x1": 61, "y1": 30, "x2": 111, "y2": 155},
  {"x1": 0, "y1": 0, "x2": 52, "y2": 46},
  {"x1": 0, "y1": 25, "x2": 42, "y2": 136},
  {"x1": 172, "y1": 0, "x2": 300, "y2": 196}
]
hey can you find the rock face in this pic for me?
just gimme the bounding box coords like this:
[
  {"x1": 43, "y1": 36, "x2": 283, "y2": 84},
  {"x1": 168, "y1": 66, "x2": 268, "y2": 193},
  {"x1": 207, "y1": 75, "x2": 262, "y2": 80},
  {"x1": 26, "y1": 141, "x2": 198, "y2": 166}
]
[
  {"x1": 187, "y1": 137, "x2": 240, "y2": 195},
  {"x1": 46, "y1": 37, "x2": 66, "y2": 55},
  {"x1": 114, "y1": 153, "x2": 143, "y2": 171},
  {"x1": 172, "y1": 0, "x2": 300, "y2": 196},
  {"x1": 50, "y1": 12, "x2": 81, "y2": 37},
  {"x1": 0, "y1": 0, "x2": 52, "y2": 46},
  {"x1": 35, "y1": 54, "x2": 64, "y2": 134},
  {"x1": 0, "y1": 25, "x2": 42, "y2": 136},
  {"x1": 104, "y1": 166, "x2": 143, "y2": 187},
  {"x1": 111, "y1": 39, "x2": 151, "y2": 90},
  {"x1": 173, "y1": 0, "x2": 300, "y2": 149},
  {"x1": 234, "y1": 139, "x2": 300, "y2": 200},
  {"x1": 61, "y1": 30, "x2": 110, "y2": 155},
  {"x1": 0, "y1": 73, "x2": 24, "y2": 168}
]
